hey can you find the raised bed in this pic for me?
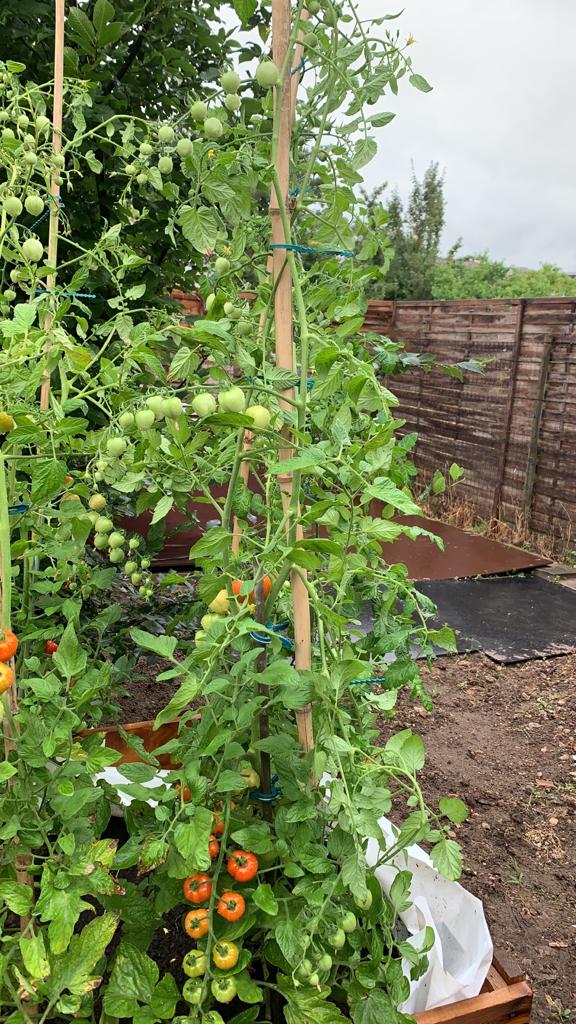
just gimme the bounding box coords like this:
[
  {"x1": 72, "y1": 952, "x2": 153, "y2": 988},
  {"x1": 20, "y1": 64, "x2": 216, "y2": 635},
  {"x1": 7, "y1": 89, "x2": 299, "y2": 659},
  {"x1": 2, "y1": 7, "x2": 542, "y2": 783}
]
[{"x1": 86, "y1": 721, "x2": 533, "y2": 1024}]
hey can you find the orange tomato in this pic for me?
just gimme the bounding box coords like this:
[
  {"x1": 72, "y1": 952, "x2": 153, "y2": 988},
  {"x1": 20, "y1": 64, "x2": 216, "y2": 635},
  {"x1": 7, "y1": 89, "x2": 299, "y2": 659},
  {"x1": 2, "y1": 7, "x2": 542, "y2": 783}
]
[
  {"x1": 183, "y1": 872, "x2": 212, "y2": 904},
  {"x1": 208, "y1": 834, "x2": 220, "y2": 859},
  {"x1": 0, "y1": 663, "x2": 14, "y2": 694},
  {"x1": 0, "y1": 630, "x2": 18, "y2": 662},
  {"x1": 183, "y1": 907, "x2": 209, "y2": 939},
  {"x1": 249, "y1": 575, "x2": 272, "y2": 604}
]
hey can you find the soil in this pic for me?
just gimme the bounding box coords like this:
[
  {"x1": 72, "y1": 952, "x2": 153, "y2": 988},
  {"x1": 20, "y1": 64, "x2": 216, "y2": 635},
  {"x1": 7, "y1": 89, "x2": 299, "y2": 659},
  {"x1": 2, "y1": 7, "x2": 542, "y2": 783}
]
[
  {"x1": 113, "y1": 646, "x2": 576, "y2": 1024},
  {"x1": 392, "y1": 652, "x2": 576, "y2": 1024}
]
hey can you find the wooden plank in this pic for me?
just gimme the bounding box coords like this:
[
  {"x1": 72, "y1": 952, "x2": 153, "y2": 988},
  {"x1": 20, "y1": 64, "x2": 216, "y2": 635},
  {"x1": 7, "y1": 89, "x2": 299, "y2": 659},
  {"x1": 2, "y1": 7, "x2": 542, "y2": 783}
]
[{"x1": 414, "y1": 982, "x2": 532, "y2": 1024}]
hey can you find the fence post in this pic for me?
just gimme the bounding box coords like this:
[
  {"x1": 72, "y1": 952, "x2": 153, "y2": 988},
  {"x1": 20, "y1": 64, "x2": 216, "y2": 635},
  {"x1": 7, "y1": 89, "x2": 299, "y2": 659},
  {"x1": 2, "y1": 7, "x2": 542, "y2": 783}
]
[
  {"x1": 522, "y1": 341, "x2": 552, "y2": 526},
  {"x1": 491, "y1": 298, "x2": 525, "y2": 519}
]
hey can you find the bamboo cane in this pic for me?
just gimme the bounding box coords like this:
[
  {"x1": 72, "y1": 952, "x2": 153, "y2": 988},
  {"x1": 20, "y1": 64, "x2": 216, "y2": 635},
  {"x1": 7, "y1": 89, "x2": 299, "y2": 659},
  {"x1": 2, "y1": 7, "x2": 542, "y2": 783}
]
[
  {"x1": 230, "y1": 7, "x2": 309, "y2": 557},
  {"x1": 39, "y1": 0, "x2": 65, "y2": 413},
  {"x1": 271, "y1": 0, "x2": 314, "y2": 754}
]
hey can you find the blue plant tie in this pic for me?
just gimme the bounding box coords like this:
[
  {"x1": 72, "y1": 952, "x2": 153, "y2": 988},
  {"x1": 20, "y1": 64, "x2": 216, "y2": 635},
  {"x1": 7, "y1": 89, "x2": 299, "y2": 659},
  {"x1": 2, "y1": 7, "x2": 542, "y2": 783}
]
[
  {"x1": 349, "y1": 675, "x2": 397, "y2": 688},
  {"x1": 269, "y1": 243, "x2": 354, "y2": 258},
  {"x1": 250, "y1": 774, "x2": 282, "y2": 803},
  {"x1": 29, "y1": 194, "x2": 63, "y2": 232},
  {"x1": 291, "y1": 58, "x2": 306, "y2": 78},
  {"x1": 8, "y1": 503, "x2": 29, "y2": 516},
  {"x1": 288, "y1": 186, "x2": 301, "y2": 197},
  {"x1": 35, "y1": 290, "x2": 97, "y2": 299},
  {"x1": 250, "y1": 620, "x2": 294, "y2": 652}
]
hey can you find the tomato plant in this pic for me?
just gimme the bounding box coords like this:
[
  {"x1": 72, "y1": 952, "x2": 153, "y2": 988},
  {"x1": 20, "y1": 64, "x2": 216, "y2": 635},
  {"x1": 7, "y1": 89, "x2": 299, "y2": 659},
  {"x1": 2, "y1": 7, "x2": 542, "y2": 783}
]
[{"x1": 0, "y1": 4, "x2": 468, "y2": 1024}]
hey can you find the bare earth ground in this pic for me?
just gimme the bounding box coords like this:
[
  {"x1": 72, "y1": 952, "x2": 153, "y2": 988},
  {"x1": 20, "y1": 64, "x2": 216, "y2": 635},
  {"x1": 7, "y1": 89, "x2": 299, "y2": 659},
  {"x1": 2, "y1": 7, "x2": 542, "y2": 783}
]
[
  {"x1": 392, "y1": 652, "x2": 576, "y2": 1024},
  {"x1": 116, "y1": 649, "x2": 576, "y2": 1024}
]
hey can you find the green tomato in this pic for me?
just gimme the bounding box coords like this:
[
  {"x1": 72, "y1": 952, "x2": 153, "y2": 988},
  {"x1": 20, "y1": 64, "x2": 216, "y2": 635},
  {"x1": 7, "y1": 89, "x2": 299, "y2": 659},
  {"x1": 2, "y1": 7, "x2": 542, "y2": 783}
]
[
  {"x1": 204, "y1": 117, "x2": 224, "y2": 141},
  {"x1": 3, "y1": 289, "x2": 16, "y2": 301},
  {"x1": 235, "y1": 320, "x2": 251, "y2": 337},
  {"x1": 129, "y1": 537, "x2": 141, "y2": 550},
  {"x1": 211, "y1": 977, "x2": 236, "y2": 1004},
  {"x1": 255, "y1": 61, "x2": 279, "y2": 88},
  {"x1": 124, "y1": 162, "x2": 137, "y2": 175},
  {"x1": 341, "y1": 911, "x2": 357, "y2": 933},
  {"x1": 135, "y1": 409, "x2": 155, "y2": 430},
  {"x1": 36, "y1": 115, "x2": 51, "y2": 133},
  {"x1": 176, "y1": 137, "x2": 193, "y2": 157},
  {"x1": 140, "y1": 142, "x2": 153, "y2": 156},
  {"x1": 23, "y1": 151, "x2": 37, "y2": 167},
  {"x1": 318, "y1": 953, "x2": 332, "y2": 972},
  {"x1": 136, "y1": 172, "x2": 148, "y2": 186},
  {"x1": 354, "y1": 890, "x2": 373, "y2": 911},
  {"x1": 1, "y1": 128, "x2": 15, "y2": 141},
  {"x1": 163, "y1": 396, "x2": 183, "y2": 419},
  {"x1": 218, "y1": 387, "x2": 246, "y2": 413},
  {"x1": 144, "y1": 587, "x2": 153, "y2": 598},
  {"x1": 245, "y1": 405, "x2": 271, "y2": 431},
  {"x1": 52, "y1": 153, "x2": 65, "y2": 169},
  {"x1": 86, "y1": 510, "x2": 100, "y2": 526},
  {"x1": 131, "y1": 572, "x2": 142, "y2": 585},
  {"x1": 297, "y1": 959, "x2": 312, "y2": 979},
  {"x1": 118, "y1": 412, "x2": 134, "y2": 430},
  {"x1": 191, "y1": 393, "x2": 217, "y2": 417},
  {"x1": 205, "y1": 292, "x2": 216, "y2": 311},
  {"x1": 4, "y1": 196, "x2": 22, "y2": 217},
  {"x1": 93, "y1": 533, "x2": 109, "y2": 550},
  {"x1": 182, "y1": 978, "x2": 203, "y2": 1005},
  {"x1": 303, "y1": 31, "x2": 319, "y2": 46},
  {"x1": 108, "y1": 532, "x2": 125, "y2": 549},
  {"x1": 109, "y1": 548, "x2": 125, "y2": 564},
  {"x1": 146, "y1": 395, "x2": 166, "y2": 420},
  {"x1": 95, "y1": 517, "x2": 113, "y2": 533},
  {"x1": 158, "y1": 124, "x2": 174, "y2": 143},
  {"x1": 25, "y1": 194, "x2": 44, "y2": 216},
  {"x1": 220, "y1": 69, "x2": 241, "y2": 93},
  {"x1": 124, "y1": 560, "x2": 138, "y2": 575},
  {"x1": 307, "y1": 972, "x2": 320, "y2": 987},
  {"x1": 93, "y1": 470, "x2": 104, "y2": 482},
  {"x1": 223, "y1": 301, "x2": 242, "y2": 320},
  {"x1": 214, "y1": 256, "x2": 230, "y2": 274},
  {"x1": 138, "y1": 586, "x2": 147, "y2": 596},
  {"x1": 224, "y1": 93, "x2": 241, "y2": 113},
  {"x1": 158, "y1": 155, "x2": 173, "y2": 175},
  {"x1": 106, "y1": 437, "x2": 127, "y2": 457},
  {"x1": 200, "y1": 613, "x2": 223, "y2": 630},
  {"x1": 17, "y1": 113, "x2": 29, "y2": 128},
  {"x1": 182, "y1": 949, "x2": 207, "y2": 977},
  {"x1": 190, "y1": 100, "x2": 208, "y2": 120},
  {"x1": 329, "y1": 928, "x2": 346, "y2": 949},
  {"x1": 141, "y1": 557, "x2": 151, "y2": 569},
  {"x1": 88, "y1": 494, "x2": 106, "y2": 511},
  {"x1": 201, "y1": 1014, "x2": 225, "y2": 1024}
]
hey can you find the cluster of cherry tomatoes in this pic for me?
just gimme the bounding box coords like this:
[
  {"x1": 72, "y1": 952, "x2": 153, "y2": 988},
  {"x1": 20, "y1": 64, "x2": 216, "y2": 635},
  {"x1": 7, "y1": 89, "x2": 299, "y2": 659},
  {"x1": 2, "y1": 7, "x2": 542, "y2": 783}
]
[
  {"x1": 0, "y1": 629, "x2": 18, "y2": 694},
  {"x1": 179, "y1": 816, "x2": 260, "y2": 1009}
]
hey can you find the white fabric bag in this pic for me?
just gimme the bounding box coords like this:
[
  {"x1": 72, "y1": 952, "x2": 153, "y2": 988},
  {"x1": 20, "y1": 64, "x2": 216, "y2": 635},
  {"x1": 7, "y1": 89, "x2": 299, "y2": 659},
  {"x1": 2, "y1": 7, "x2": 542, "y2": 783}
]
[{"x1": 367, "y1": 817, "x2": 493, "y2": 1013}]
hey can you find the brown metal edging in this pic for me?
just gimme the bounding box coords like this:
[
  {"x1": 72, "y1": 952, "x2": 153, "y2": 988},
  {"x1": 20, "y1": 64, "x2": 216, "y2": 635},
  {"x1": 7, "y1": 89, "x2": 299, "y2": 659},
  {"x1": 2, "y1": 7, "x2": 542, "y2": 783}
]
[{"x1": 491, "y1": 298, "x2": 526, "y2": 518}]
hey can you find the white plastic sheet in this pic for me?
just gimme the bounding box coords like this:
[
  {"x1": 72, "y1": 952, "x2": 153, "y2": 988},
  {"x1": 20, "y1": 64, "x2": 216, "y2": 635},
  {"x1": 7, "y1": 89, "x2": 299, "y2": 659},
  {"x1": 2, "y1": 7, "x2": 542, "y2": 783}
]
[
  {"x1": 368, "y1": 818, "x2": 493, "y2": 1013},
  {"x1": 97, "y1": 769, "x2": 492, "y2": 1012}
]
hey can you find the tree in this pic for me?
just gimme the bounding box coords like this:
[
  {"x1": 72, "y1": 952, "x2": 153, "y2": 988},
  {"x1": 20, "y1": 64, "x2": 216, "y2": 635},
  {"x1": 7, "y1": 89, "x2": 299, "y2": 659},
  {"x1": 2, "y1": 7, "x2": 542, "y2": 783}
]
[
  {"x1": 378, "y1": 162, "x2": 445, "y2": 300},
  {"x1": 0, "y1": 1, "x2": 267, "y2": 304},
  {"x1": 432, "y1": 253, "x2": 576, "y2": 299}
]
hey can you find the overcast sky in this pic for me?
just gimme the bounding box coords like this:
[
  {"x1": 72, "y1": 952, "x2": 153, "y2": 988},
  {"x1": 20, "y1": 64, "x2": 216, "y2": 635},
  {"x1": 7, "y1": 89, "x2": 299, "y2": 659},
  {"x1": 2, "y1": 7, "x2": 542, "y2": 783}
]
[{"x1": 359, "y1": 0, "x2": 576, "y2": 269}]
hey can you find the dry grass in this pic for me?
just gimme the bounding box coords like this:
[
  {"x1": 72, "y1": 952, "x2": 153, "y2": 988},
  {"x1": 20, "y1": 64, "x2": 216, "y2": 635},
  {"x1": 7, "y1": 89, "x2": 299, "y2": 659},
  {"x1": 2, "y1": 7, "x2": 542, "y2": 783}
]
[{"x1": 422, "y1": 489, "x2": 574, "y2": 562}]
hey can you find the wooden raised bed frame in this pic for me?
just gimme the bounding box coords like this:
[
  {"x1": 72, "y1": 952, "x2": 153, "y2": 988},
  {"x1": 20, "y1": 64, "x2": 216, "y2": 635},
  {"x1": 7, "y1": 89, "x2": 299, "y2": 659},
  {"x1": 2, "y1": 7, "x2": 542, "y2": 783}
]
[{"x1": 85, "y1": 721, "x2": 533, "y2": 1024}]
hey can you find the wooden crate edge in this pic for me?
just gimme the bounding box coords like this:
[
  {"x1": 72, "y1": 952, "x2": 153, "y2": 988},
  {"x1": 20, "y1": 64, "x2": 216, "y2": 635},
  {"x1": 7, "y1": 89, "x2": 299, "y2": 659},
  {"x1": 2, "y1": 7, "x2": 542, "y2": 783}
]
[{"x1": 414, "y1": 973, "x2": 532, "y2": 1024}]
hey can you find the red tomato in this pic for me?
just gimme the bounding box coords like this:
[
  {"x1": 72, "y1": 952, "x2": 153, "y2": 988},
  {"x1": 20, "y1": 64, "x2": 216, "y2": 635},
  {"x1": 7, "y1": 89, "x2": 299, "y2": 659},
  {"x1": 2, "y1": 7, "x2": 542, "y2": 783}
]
[
  {"x1": 209, "y1": 834, "x2": 220, "y2": 859},
  {"x1": 227, "y1": 850, "x2": 259, "y2": 882},
  {"x1": 217, "y1": 891, "x2": 245, "y2": 921},
  {"x1": 183, "y1": 872, "x2": 212, "y2": 904},
  {"x1": 43, "y1": 640, "x2": 59, "y2": 656}
]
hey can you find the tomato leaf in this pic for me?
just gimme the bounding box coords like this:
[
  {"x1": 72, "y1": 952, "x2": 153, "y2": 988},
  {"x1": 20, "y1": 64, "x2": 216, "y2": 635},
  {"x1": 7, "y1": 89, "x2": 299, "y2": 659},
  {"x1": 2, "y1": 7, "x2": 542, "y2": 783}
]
[
  {"x1": 430, "y1": 837, "x2": 463, "y2": 880},
  {"x1": 253, "y1": 883, "x2": 278, "y2": 916},
  {"x1": 438, "y1": 797, "x2": 469, "y2": 824},
  {"x1": 0, "y1": 881, "x2": 34, "y2": 916}
]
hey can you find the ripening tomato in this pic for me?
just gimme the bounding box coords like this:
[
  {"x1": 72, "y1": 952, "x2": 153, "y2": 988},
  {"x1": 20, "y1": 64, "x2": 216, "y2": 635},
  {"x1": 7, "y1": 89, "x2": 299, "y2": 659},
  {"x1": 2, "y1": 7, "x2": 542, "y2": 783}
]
[
  {"x1": 176, "y1": 782, "x2": 191, "y2": 802},
  {"x1": 227, "y1": 850, "x2": 258, "y2": 883},
  {"x1": 231, "y1": 579, "x2": 246, "y2": 603},
  {"x1": 208, "y1": 834, "x2": 220, "y2": 859},
  {"x1": 248, "y1": 575, "x2": 272, "y2": 604},
  {"x1": 217, "y1": 891, "x2": 245, "y2": 922},
  {"x1": 0, "y1": 663, "x2": 14, "y2": 694},
  {"x1": 183, "y1": 872, "x2": 212, "y2": 904},
  {"x1": 182, "y1": 949, "x2": 207, "y2": 977},
  {"x1": 0, "y1": 630, "x2": 18, "y2": 662},
  {"x1": 183, "y1": 908, "x2": 209, "y2": 939},
  {"x1": 212, "y1": 801, "x2": 236, "y2": 836},
  {"x1": 212, "y1": 940, "x2": 240, "y2": 970},
  {"x1": 43, "y1": 640, "x2": 59, "y2": 656}
]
